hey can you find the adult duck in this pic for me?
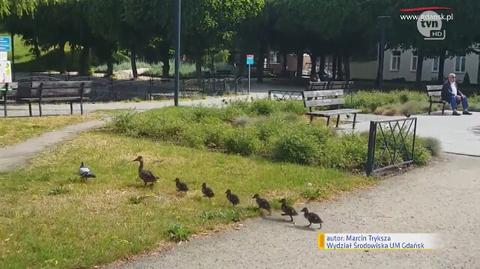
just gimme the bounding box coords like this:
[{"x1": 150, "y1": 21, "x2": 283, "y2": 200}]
[{"x1": 133, "y1": 156, "x2": 159, "y2": 187}]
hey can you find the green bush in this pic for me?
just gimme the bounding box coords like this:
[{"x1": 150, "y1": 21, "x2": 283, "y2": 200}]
[
  {"x1": 224, "y1": 128, "x2": 260, "y2": 155},
  {"x1": 272, "y1": 130, "x2": 321, "y2": 165}
]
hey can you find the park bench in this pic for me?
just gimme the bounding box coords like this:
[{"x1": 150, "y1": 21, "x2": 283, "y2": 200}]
[
  {"x1": 1, "y1": 82, "x2": 19, "y2": 117},
  {"x1": 302, "y1": 89, "x2": 361, "y2": 129},
  {"x1": 18, "y1": 81, "x2": 92, "y2": 117},
  {"x1": 426, "y1": 85, "x2": 446, "y2": 115}
]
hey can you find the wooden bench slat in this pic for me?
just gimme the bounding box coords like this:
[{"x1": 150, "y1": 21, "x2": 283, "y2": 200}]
[
  {"x1": 305, "y1": 98, "x2": 345, "y2": 107},
  {"x1": 303, "y1": 89, "x2": 344, "y2": 98},
  {"x1": 32, "y1": 81, "x2": 93, "y2": 88},
  {"x1": 307, "y1": 108, "x2": 361, "y2": 116}
]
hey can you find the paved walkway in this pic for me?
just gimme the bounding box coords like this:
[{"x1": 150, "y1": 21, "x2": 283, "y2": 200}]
[
  {"x1": 108, "y1": 154, "x2": 480, "y2": 269},
  {"x1": 339, "y1": 112, "x2": 480, "y2": 156}
]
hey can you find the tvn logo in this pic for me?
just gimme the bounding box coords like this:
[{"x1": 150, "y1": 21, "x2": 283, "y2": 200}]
[{"x1": 400, "y1": 7, "x2": 453, "y2": 41}]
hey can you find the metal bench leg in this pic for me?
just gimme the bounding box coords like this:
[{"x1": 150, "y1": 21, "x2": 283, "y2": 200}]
[
  {"x1": 80, "y1": 100, "x2": 84, "y2": 115},
  {"x1": 326, "y1": 116, "x2": 331, "y2": 126},
  {"x1": 336, "y1": 115, "x2": 340, "y2": 128},
  {"x1": 442, "y1": 103, "x2": 445, "y2": 115},
  {"x1": 28, "y1": 101, "x2": 32, "y2": 117},
  {"x1": 3, "y1": 91, "x2": 6, "y2": 118},
  {"x1": 39, "y1": 101, "x2": 42, "y2": 117},
  {"x1": 310, "y1": 114, "x2": 314, "y2": 123},
  {"x1": 353, "y1": 113, "x2": 357, "y2": 129},
  {"x1": 70, "y1": 102, "x2": 73, "y2": 115},
  {"x1": 428, "y1": 102, "x2": 432, "y2": 115}
]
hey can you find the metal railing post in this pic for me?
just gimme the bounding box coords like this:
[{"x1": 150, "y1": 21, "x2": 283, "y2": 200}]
[{"x1": 366, "y1": 121, "x2": 377, "y2": 176}]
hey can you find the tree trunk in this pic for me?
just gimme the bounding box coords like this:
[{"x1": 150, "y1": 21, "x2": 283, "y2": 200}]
[
  {"x1": 438, "y1": 51, "x2": 446, "y2": 83},
  {"x1": 319, "y1": 55, "x2": 325, "y2": 77},
  {"x1": 310, "y1": 54, "x2": 317, "y2": 75},
  {"x1": 415, "y1": 51, "x2": 424, "y2": 86},
  {"x1": 343, "y1": 55, "x2": 351, "y2": 82},
  {"x1": 58, "y1": 42, "x2": 67, "y2": 74},
  {"x1": 337, "y1": 55, "x2": 344, "y2": 80},
  {"x1": 256, "y1": 49, "x2": 264, "y2": 83},
  {"x1": 296, "y1": 50, "x2": 303, "y2": 79},
  {"x1": 195, "y1": 56, "x2": 203, "y2": 80},
  {"x1": 332, "y1": 55, "x2": 338, "y2": 80},
  {"x1": 79, "y1": 46, "x2": 90, "y2": 76},
  {"x1": 106, "y1": 58, "x2": 114, "y2": 77},
  {"x1": 130, "y1": 45, "x2": 138, "y2": 79},
  {"x1": 161, "y1": 58, "x2": 170, "y2": 77},
  {"x1": 282, "y1": 52, "x2": 288, "y2": 76}
]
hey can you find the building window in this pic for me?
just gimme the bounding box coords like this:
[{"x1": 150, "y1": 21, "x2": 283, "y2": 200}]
[
  {"x1": 454, "y1": 56, "x2": 466, "y2": 73},
  {"x1": 410, "y1": 52, "x2": 418, "y2": 72},
  {"x1": 390, "y1": 51, "x2": 401, "y2": 72},
  {"x1": 432, "y1": 57, "x2": 440, "y2": 72}
]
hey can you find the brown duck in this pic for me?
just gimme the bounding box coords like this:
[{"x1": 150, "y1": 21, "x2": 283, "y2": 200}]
[{"x1": 133, "y1": 156, "x2": 159, "y2": 187}]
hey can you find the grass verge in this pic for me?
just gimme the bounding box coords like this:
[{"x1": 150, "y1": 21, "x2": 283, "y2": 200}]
[
  {"x1": 0, "y1": 114, "x2": 98, "y2": 148},
  {"x1": 0, "y1": 132, "x2": 371, "y2": 268}
]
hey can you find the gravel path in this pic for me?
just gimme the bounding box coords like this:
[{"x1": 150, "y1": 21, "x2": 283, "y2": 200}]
[{"x1": 109, "y1": 154, "x2": 480, "y2": 269}]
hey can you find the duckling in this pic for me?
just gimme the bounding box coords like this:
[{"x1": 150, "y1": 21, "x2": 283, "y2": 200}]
[
  {"x1": 175, "y1": 178, "x2": 189, "y2": 193},
  {"x1": 252, "y1": 194, "x2": 271, "y2": 215},
  {"x1": 300, "y1": 207, "x2": 323, "y2": 229},
  {"x1": 79, "y1": 162, "x2": 96, "y2": 180},
  {"x1": 225, "y1": 189, "x2": 240, "y2": 207},
  {"x1": 403, "y1": 112, "x2": 411, "y2": 118},
  {"x1": 133, "y1": 156, "x2": 159, "y2": 187},
  {"x1": 280, "y1": 198, "x2": 298, "y2": 222},
  {"x1": 201, "y1": 183, "x2": 214, "y2": 198}
]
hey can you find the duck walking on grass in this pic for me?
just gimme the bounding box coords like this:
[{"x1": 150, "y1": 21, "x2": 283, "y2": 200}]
[
  {"x1": 175, "y1": 178, "x2": 189, "y2": 193},
  {"x1": 301, "y1": 207, "x2": 323, "y2": 229},
  {"x1": 202, "y1": 183, "x2": 214, "y2": 198},
  {"x1": 133, "y1": 156, "x2": 159, "y2": 187},
  {"x1": 79, "y1": 162, "x2": 96, "y2": 181},
  {"x1": 252, "y1": 194, "x2": 271, "y2": 215},
  {"x1": 280, "y1": 198, "x2": 298, "y2": 222},
  {"x1": 225, "y1": 189, "x2": 240, "y2": 207}
]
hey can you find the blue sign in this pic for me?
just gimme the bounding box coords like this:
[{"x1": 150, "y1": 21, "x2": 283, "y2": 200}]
[
  {"x1": 0, "y1": 36, "x2": 11, "y2": 52},
  {"x1": 246, "y1": 54, "x2": 254, "y2": 65}
]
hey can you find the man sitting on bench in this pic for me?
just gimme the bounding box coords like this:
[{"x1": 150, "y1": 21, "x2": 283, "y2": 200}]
[{"x1": 442, "y1": 73, "x2": 472, "y2": 116}]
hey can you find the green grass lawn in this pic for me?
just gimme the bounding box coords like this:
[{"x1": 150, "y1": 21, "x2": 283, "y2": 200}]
[
  {"x1": 0, "y1": 114, "x2": 98, "y2": 148},
  {"x1": 0, "y1": 132, "x2": 371, "y2": 268}
]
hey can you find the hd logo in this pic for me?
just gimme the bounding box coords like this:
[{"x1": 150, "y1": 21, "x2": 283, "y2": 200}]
[{"x1": 416, "y1": 10, "x2": 447, "y2": 40}]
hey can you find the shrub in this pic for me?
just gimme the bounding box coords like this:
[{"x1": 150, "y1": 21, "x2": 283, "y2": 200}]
[
  {"x1": 250, "y1": 99, "x2": 277, "y2": 115},
  {"x1": 224, "y1": 128, "x2": 260, "y2": 155},
  {"x1": 419, "y1": 137, "x2": 442, "y2": 157},
  {"x1": 272, "y1": 130, "x2": 321, "y2": 165},
  {"x1": 166, "y1": 224, "x2": 191, "y2": 242}
]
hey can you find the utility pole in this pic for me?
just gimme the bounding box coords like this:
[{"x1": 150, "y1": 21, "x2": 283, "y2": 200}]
[
  {"x1": 174, "y1": 0, "x2": 182, "y2": 106},
  {"x1": 375, "y1": 16, "x2": 390, "y2": 89}
]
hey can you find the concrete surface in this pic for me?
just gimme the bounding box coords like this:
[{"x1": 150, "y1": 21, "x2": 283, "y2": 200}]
[
  {"x1": 339, "y1": 112, "x2": 480, "y2": 156},
  {"x1": 108, "y1": 155, "x2": 480, "y2": 269}
]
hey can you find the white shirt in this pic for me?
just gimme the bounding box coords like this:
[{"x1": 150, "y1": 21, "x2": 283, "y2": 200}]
[{"x1": 450, "y1": 82, "x2": 457, "y2": 96}]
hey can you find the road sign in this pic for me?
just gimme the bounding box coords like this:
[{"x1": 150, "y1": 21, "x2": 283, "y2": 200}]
[
  {"x1": 0, "y1": 61, "x2": 12, "y2": 83},
  {"x1": 0, "y1": 36, "x2": 11, "y2": 52},
  {"x1": 246, "y1": 54, "x2": 254, "y2": 65}
]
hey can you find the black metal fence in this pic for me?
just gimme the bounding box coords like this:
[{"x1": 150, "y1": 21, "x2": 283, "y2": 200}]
[{"x1": 366, "y1": 117, "x2": 418, "y2": 176}]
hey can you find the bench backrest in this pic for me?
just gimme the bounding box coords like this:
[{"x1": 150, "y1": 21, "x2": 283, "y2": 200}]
[
  {"x1": 302, "y1": 89, "x2": 345, "y2": 109},
  {"x1": 426, "y1": 85, "x2": 443, "y2": 102},
  {"x1": 31, "y1": 81, "x2": 92, "y2": 98},
  {"x1": 328, "y1": 81, "x2": 353, "y2": 90},
  {"x1": 307, "y1": 81, "x2": 328, "y2": 91}
]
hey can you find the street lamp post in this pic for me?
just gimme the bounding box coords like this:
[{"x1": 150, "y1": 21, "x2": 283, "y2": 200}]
[
  {"x1": 375, "y1": 16, "x2": 390, "y2": 89},
  {"x1": 174, "y1": 0, "x2": 182, "y2": 106}
]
